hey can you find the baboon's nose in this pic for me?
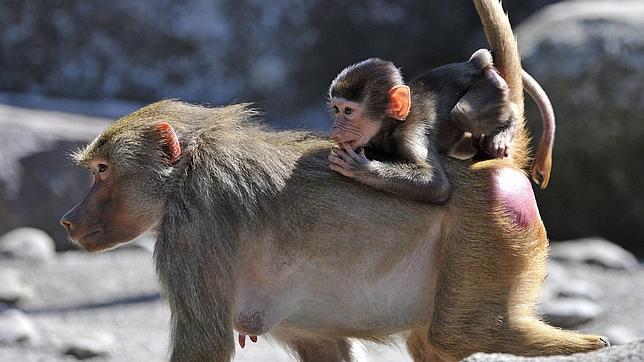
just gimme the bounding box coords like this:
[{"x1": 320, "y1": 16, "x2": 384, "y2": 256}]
[
  {"x1": 60, "y1": 218, "x2": 73, "y2": 233},
  {"x1": 330, "y1": 127, "x2": 342, "y2": 142}
]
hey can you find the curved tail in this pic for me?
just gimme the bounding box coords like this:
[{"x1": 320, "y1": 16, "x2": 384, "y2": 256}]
[{"x1": 523, "y1": 71, "x2": 555, "y2": 188}]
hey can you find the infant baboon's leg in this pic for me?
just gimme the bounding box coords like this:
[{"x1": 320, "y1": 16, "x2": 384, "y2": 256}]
[{"x1": 450, "y1": 49, "x2": 519, "y2": 158}]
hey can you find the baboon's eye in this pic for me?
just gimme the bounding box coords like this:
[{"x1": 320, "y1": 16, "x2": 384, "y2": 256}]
[
  {"x1": 98, "y1": 164, "x2": 108, "y2": 173},
  {"x1": 333, "y1": 106, "x2": 340, "y2": 114},
  {"x1": 344, "y1": 108, "x2": 353, "y2": 115}
]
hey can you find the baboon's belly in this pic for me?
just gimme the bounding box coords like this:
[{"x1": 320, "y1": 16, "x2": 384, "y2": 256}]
[
  {"x1": 282, "y1": 250, "x2": 437, "y2": 335},
  {"x1": 234, "y1": 233, "x2": 438, "y2": 336}
]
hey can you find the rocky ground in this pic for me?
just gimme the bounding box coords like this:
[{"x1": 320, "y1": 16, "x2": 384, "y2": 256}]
[
  {"x1": 0, "y1": 228, "x2": 642, "y2": 361},
  {"x1": 0, "y1": 235, "x2": 412, "y2": 361}
]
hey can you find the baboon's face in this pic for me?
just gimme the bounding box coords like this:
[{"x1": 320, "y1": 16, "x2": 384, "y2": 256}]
[
  {"x1": 60, "y1": 157, "x2": 162, "y2": 252},
  {"x1": 329, "y1": 97, "x2": 383, "y2": 149}
]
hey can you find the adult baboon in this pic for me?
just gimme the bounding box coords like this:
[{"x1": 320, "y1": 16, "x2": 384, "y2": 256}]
[{"x1": 61, "y1": 0, "x2": 606, "y2": 361}]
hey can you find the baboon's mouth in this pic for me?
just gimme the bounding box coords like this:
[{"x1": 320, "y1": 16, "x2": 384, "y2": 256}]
[{"x1": 80, "y1": 230, "x2": 102, "y2": 242}]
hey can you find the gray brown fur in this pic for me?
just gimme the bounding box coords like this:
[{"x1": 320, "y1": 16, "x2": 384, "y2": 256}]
[
  {"x1": 61, "y1": 1, "x2": 597, "y2": 361},
  {"x1": 65, "y1": 98, "x2": 606, "y2": 361}
]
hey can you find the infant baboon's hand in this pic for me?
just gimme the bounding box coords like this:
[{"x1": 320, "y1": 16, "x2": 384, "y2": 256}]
[{"x1": 328, "y1": 143, "x2": 370, "y2": 178}]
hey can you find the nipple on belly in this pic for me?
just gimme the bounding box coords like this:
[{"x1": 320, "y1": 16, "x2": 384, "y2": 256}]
[{"x1": 238, "y1": 334, "x2": 258, "y2": 348}]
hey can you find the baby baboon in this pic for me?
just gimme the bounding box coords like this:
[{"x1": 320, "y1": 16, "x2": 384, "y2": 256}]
[{"x1": 327, "y1": 52, "x2": 556, "y2": 202}]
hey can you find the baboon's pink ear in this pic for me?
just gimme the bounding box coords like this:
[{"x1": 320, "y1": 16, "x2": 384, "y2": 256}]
[
  {"x1": 388, "y1": 85, "x2": 411, "y2": 120},
  {"x1": 155, "y1": 122, "x2": 181, "y2": 165}
]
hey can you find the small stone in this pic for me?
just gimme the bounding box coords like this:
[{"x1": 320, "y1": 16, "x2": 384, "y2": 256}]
[
  {"x1": 550, "y1": 238, "x2": 639, "y2": 270},
  {"x1": 0, "y1": 309, "x2": 39, "y2": 345},
  {"x1": 62, "y1": 330, "x2": 117, "y2": 359},
  {"x1": 0, "y1": 269, "x2": 34, "y2": 305},
  {"x1": 604, "y1": 325, "x2": 639, "y2": 346},
  {"x1": 0, "y1": 227, "x2": 56, "y2": 262},
  {"x1": 540, "y1": 297, "x2": 604, "y2": 328}
]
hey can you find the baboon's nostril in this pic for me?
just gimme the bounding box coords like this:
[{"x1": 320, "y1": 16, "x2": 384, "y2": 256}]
[{"x1": 60, "y1": 219, "x2": 73, "y2": 232}]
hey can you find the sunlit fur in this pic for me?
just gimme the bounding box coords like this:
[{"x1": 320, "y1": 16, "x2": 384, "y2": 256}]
[
  {"x1": 67, "y1": 96, "x2": 606, "y2": 361},
  {"x1": 63, "y1": 1, "x2": 606, "y2": 360}
]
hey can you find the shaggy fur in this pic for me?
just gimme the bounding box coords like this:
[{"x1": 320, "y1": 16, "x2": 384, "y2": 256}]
[{"x1": 66, "y1": 1, "x2": 606, "y2": 361}]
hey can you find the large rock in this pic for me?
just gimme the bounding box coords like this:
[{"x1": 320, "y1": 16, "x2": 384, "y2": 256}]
[
  {"x1": 0, "y1": 105, "x2": 109, "y2": 250},
  {"x1": 0, "y1": 227, "x2": 56, "y2": 262},
  {"x1": 542, "y1": 273, "x2": 603, "y2": 303},
  {"x1": 517, "y1": 1, "x2": 644, "y2": 254},
  {"x1": 550, "y1": 238, "x2": 639, "y2": 270},
  {"x1": 539, "y1": 297, "x2": 604, "y2": 328},
  {"x1": 0, "y1": 1, "x2": 560, "y2": 128}
]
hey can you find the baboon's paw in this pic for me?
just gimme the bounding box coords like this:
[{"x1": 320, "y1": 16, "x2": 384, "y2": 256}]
[{"x1": 581, "y1": 334, "x2": 611, "y2": 351}]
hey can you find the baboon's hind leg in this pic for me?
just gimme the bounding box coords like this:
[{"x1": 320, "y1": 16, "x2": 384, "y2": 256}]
[
  {"x1": 429, "y1": 316, "x2": 608, "y2": 360},
  {"x1": 405, "y1": 328, "x2": 446, "y2": 362},
  {"x1": 504, "y1": 317, "x2": 610, "y2": 356},
  {"x1": 425, "y1": 164, "x2": 609, "y2": 359},
  {"x1": 272, "y1": 330, "x2": 352, "y2": 362}
]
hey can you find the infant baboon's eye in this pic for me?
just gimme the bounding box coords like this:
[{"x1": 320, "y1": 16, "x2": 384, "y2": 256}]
[{"x1": 98, "y1": 164, "x2": 108, "y2": 173}]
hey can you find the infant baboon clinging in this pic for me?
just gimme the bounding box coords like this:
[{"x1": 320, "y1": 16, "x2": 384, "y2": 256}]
[
  {"x1": 327, "y1": 50, "x2": 556, "y2": 202},
  {"x1": 60, "y1": 0, "x2": 605, "y2": 361}
]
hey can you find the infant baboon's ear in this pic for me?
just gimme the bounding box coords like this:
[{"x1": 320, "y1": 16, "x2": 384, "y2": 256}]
[
  {"x1": 155, "y1": 122, "x2": 181, "y2": 165},
  {"x1": 388, "y1": 85, "x2": 411, "y2": 120}
]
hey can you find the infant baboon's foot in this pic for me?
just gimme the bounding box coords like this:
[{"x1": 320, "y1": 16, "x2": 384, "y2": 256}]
[{"x1": 482, "y1": 130, "x2": 512, "y2": 158}]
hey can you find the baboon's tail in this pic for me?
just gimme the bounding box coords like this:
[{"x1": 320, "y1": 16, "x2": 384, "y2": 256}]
[
  {"x1": 473, "y1": 0, "x2": 531, "y2": 171},
  {"x1": 523, "y1": 70, "x2": 554, "y2": 188},
  {"x1": 473, "y1": 0, "x2": 524, "y2": 108}
]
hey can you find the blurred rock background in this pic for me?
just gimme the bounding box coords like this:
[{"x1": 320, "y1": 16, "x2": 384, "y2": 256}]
[
  {"x1": 0, "y1": 0, "x2": 642, "y2": 361},
  {"x1": 518, "y1": 0, "x2": 644, "y2": 256}
]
